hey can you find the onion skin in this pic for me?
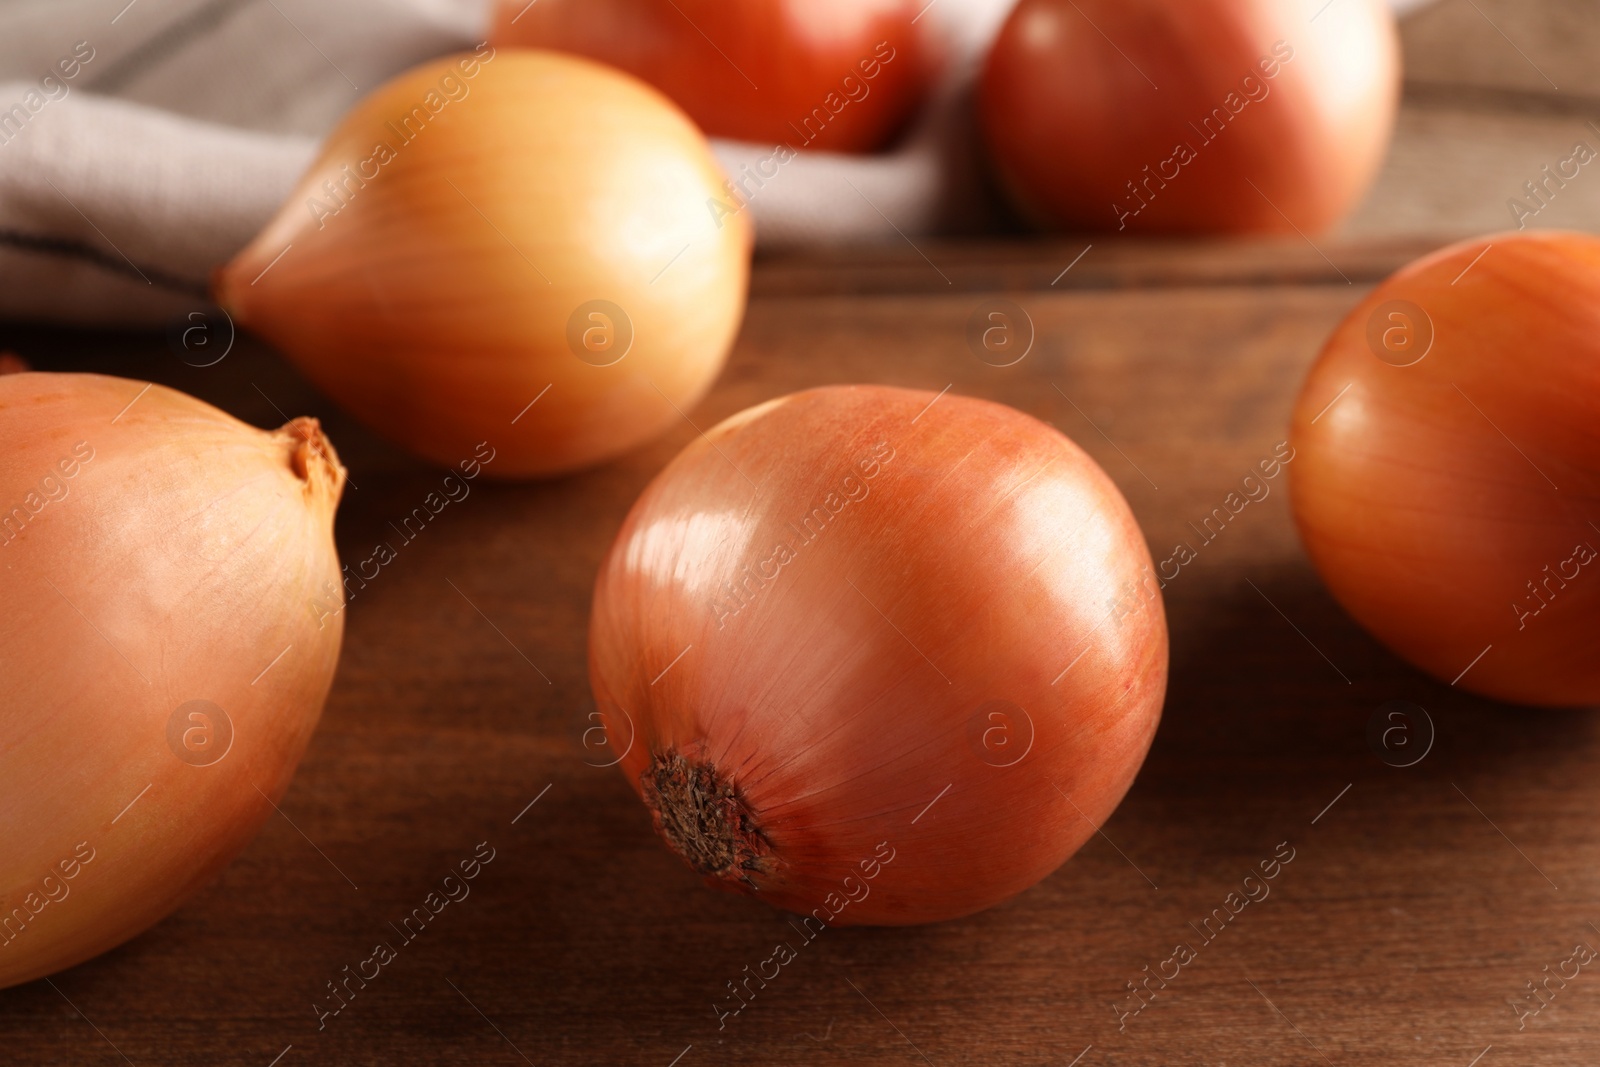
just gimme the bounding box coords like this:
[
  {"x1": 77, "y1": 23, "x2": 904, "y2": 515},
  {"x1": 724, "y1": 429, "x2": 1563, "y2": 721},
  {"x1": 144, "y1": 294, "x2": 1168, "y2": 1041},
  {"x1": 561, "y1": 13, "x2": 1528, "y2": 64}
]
[
  {"x1": 979, "y1": 0, "x2": 1399, "y2": 234},
  {"x1": 0, "y1": 373, "x2": 345, "y2": 989},
  {"x1": 217, "y1": 49, "x2": 751, "y2": 479},
  {"x1": 490, "y1": 0, "x2": 934, "y2": 154},
  {"x1": 1290, "y1": 232, "x2": 1600, "y2": 706},
  {"x1": 590, "y1": 385, "x2": 1167, "y2": 924}
]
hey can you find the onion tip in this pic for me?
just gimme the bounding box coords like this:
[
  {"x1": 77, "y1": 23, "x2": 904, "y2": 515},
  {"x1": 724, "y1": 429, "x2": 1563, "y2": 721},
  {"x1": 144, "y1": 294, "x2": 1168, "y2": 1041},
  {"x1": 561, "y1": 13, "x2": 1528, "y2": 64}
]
[{"x1": 276, "y1": 416, "x2": 346, "y2": 505}]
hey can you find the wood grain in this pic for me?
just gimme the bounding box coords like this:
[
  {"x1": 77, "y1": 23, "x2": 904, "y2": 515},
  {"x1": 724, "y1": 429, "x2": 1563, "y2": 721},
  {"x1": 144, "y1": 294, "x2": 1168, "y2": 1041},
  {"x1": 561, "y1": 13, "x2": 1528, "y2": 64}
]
[
  {"x1": 1400, "y1": 0, "x2": 1592, "y2": 98},
  {"x1": 1, "y1": 235, "x2": 1595, "y2": 1067},
  {"x1": 749, "y1": 236, "x2": 1438, "y2": 296},
  {"x1": 1342, "y1": 0, "x2": 1600, "y2": 241}
]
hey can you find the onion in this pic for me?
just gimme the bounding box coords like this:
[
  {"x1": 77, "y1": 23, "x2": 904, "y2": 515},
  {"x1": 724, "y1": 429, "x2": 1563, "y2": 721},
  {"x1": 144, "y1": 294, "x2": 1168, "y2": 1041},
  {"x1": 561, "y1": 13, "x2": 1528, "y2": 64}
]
[
  {"x1": 1290, "y1": 231, "x2": 1600, "y2": 706},
  {"x1": 0, "y1": 373, "x2": 345, "y2": 989},
  {"x1": 490, "y1": 0, "x2": 936, "y2": 154},
  {"x1": 216, "y1": 49, "x2": 751, "y2": 479},
  {"x1": 589, "y1": 385, "x2": 1167, "y2": 924},
  {"x1": 978, "y1": 0, "x2": 1400, "y2": 234}
]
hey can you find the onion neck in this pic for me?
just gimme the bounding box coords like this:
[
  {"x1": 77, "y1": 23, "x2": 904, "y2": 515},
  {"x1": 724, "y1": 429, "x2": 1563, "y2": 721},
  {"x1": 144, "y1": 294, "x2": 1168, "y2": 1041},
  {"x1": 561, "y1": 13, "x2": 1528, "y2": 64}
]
[
  {"x1": 276, "y1": 417, "x2": 347, "y2": 507},
  {"x1": 642, "y1": 751, "x2": 772, "y2": 889}
]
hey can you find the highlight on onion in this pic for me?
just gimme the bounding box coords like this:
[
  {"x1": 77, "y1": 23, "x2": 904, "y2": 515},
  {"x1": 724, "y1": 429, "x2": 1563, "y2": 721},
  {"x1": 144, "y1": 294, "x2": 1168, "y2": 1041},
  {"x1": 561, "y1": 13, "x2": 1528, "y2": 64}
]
[
  {"x1": 216, "y1": 48, "x2": 751, "y2": 479},
  {"x1": 1290, "y1": 231, "x2": 1600, "y2": 707},
  {"x1": 978, "y1": 0, "x2": 1400, "y2": 234},
  {"x1": 490, "y1": 0, "x2": 935, "y2": 154},
  {"x1": 0, "y1": 373, "x2": 346, "y2": 989},
  {"x1": 589, "y1": 385, "x2": 1168, "y2": 924}
]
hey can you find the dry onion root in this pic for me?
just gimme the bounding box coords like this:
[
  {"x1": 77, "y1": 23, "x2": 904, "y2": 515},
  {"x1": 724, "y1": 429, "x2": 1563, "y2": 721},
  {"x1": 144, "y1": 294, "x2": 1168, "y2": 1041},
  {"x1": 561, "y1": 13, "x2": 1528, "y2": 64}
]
[
  {"x1": 589, "y1": 385, "x2": 1168, "y2": 925},
  {"x1": 217, "y1": 48, "x2": 752, "y2": 479},
  {"x1": 0, "y1": 373, "x2": 346, "y2": 989}
]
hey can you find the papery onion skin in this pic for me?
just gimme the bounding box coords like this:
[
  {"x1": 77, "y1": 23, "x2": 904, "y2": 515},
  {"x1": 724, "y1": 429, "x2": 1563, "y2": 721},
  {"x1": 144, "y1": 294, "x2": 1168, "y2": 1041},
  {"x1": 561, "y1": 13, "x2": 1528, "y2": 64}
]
[
  {"x1": 217, "y1": 49, "x2": 751, "y2": 479},
  {"x1": 978, "y1": 0, "x2": 1399, "y2": 234},
  {"x1": 1290, "y1": 232, "x2": 1600, "y2": 706},
  {"x1": 490, "y1": 0, "x2": 935, "y2": 154},
  {"x1": 589, "y1": 385, "x2": 1167, "y2": 924},
  {"x1": 0, "y1": 373, "x2": 345, "y2": 989}
]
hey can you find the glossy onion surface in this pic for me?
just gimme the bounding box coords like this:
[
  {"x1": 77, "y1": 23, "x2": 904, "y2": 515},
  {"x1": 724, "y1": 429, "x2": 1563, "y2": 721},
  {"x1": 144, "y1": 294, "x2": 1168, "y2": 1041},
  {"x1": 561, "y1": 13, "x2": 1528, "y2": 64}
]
[
  {"x1": 218, "y1": 49, "x2": 750, "y2": 478},
  {"x1": 491, "y1": 0, "x2": 934, "y2": 153},
  {"x1": 1290, "y1": 232, "x2": 1600, "y2": 706},
  {"x1": 979, "y1": 0, "x2": 1399, "y2": 234},
  {"x1": 590, "y1": 385, "x2": 1168, "y2": 924},
  {"x1": 0, "y1": 373, "x2": 345, "y2": 988}
]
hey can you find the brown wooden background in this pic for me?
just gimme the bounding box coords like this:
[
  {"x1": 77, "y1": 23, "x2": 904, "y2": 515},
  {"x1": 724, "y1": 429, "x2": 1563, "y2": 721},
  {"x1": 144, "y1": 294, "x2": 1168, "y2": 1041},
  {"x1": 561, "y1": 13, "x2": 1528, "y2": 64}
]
[{"x1": 5, "y1": 1, "x2": 1600, "y2": 1064}]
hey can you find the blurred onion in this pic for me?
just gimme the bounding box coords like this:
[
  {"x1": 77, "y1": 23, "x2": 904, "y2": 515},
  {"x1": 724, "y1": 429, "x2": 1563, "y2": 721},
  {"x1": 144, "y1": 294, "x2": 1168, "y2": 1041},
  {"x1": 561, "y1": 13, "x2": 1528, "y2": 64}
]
[
  {"x1": 491, "y1": 0, "x2": 937, "y2": 153},
  {"x1": 1291, "y1": 232, "x2": 1600, "y2": 705},
  {"x1": 980, "y1": 0, "x2": 1399, "y2": 234},
  {"x1": 218, "y1": 49, "x2": 750, "y2": 478}
]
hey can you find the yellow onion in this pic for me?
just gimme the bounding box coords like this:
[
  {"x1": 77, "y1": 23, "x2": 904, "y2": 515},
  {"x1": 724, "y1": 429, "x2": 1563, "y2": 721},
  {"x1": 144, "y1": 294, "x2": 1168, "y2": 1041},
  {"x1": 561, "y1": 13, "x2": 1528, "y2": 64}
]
[
  {"x1": 590, "y1": 386, "x2": 1168, "y2": 924},
  {"x1": 1290, "y1": 232, "x2": 1600, "y2": 705},
  {"x1": 0, "y1": 373, "x2": 345, "y2": 989},
  {"x1": 980, "y1": 0, "x2": 1399, "y2": 235},
  {"x1": 490, "y1": 0, "x2": 938, "y2": 154},
  {"x1": 217, "y1": 48, "x2": 752, "y2": 479}
]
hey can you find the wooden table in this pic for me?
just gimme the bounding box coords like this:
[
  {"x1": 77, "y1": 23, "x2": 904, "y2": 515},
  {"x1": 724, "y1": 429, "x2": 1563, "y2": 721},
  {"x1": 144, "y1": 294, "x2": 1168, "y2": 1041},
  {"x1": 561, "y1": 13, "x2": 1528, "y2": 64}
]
[
  {"x1": 8, "y1": 0, "x2": 1600, "y2": 1059},
  {"x1": 4, "y1": 231, "x2": 1597, "y2": 1067}
]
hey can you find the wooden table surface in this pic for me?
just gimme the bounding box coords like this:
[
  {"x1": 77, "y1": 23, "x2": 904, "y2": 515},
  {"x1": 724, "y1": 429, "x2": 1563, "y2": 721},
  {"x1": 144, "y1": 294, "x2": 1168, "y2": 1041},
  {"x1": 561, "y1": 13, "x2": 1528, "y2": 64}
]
[
  {"x1": 4, "y1": 232, "x2": 1598, "y2": 1067},
  {"x1": 7, "y1": 0, "x2": 1600, "y2": 1063}
]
